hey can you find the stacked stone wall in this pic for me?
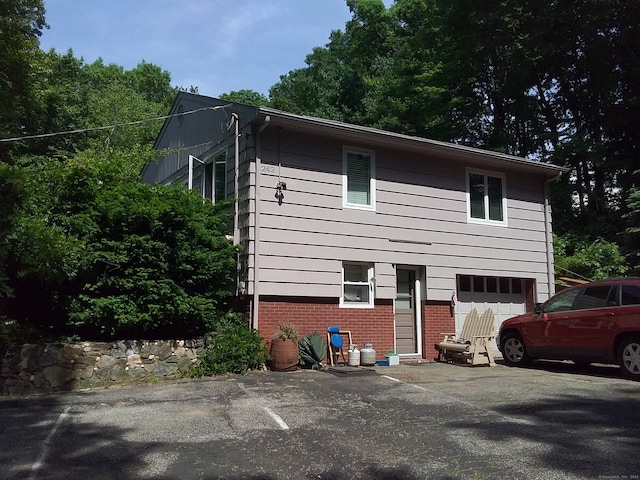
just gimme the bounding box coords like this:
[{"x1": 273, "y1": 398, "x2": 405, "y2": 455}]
[{"x1": 0, "y1": 339, "x2": 204, "y2": 395}]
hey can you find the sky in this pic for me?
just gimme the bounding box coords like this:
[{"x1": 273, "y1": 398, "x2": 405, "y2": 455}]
[{"x1": 39, "y1": 0, "x2": 390, "y2": 98}]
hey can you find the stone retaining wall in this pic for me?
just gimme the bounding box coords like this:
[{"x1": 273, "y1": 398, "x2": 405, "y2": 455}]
[{"x1": 0, "y1": 339, "x2": 205, "y2": 395}]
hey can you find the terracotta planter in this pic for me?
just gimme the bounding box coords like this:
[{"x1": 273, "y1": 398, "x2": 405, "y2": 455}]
[{"x1": 270, "y1": 338, "x2": 299, "y2": 371}]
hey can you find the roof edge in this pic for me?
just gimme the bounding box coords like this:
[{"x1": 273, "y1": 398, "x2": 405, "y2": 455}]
[{"x1": 258, "y1": 106, "x2": 569, "y2": 177}]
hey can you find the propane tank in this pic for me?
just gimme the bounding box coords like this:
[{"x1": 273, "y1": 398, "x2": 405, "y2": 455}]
[
  {"x1": 360, "y1": 343, "x2": 376, "y2": 366},
  {"x1": 348, "y1": 345, "x2": 360, "y2": 367}
]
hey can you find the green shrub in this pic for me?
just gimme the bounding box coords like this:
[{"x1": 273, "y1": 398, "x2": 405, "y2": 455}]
[{"x1": 189, "y1": 315, "x2": 269, "y2": 376}]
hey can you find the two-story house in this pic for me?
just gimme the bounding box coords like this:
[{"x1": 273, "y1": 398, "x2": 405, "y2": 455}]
[{"x1": 143, "y1": 92, "x2": 566, "y2": 361}]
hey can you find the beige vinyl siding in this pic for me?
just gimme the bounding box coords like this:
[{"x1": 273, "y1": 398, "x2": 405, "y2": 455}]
[{"x1": 244, "y1": 128, "x2": 553, "y2": 302}]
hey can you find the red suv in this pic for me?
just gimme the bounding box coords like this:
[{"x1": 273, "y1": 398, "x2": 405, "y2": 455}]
[{"x1": 498, "y1": 278, "x2": 640, "y2": 379}]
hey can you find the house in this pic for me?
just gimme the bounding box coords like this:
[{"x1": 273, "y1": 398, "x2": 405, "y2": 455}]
[{"x1": 143, "y1": 92, "x2": 567, "y2": 361}]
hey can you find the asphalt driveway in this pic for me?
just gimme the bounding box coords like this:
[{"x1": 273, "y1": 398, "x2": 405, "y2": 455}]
[{"x1": 1, "y1": 360, "x2": 639, "y2": 480}]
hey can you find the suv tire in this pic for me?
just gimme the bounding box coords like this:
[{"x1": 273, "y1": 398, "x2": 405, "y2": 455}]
[
  {"x1": 501, "y1": 332, "x2": 532, "y2": 367},
  {"x1": 618, "y1": 335, "x2": 640, "y2": 380}
]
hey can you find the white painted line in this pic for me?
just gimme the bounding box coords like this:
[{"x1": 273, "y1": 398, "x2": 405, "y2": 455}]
[
  {"x1": 410, "y1": 384, "x2": 428, "y2": 392},
  {"x1": 381, "y1": 375, "x2": 401, "y2": 382},
  {"x1": 28, "y1": 406, "x2": 70, "y2": 480},
  {"x1": 263, "y1": 406, "x2": 289, "y2": 430}
]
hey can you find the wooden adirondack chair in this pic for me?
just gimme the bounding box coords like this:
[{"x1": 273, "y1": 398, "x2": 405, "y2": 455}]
[{"x1": 435, "y1": 308, "x2": 497, "y2": 366}]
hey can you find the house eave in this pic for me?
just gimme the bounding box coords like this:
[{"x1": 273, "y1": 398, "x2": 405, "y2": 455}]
[{"x1": 257, "y1": 107, "x2": 568, "y2": 178}]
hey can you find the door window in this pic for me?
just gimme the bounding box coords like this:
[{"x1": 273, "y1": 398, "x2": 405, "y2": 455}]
[
  {"x1": 574, "y1": 286, "x2": 615, "y2": 310},
  {"x1": 396, "y1": 269, "x2": 413, "y2": 310}
]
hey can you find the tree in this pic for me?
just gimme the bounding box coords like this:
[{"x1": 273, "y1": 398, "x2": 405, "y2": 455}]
[
  {"x1": 220, "y1": 89, "x2": 269, "y2": 107},
  {"x1": 270, "y1": 0, "x2": 398, "y2": 127},
  {"x1": 0, "y1": 0, "x2": 47, "y2": 162},
  {"x1": 9, "y1": 51, "x2": 177, "y2": 160},
  {"x1": 623, "y1": 183, "x2": 640, "y2": 275},
  {"x1": 0, "y1": 163, "x2": 27, "y2": 298}
]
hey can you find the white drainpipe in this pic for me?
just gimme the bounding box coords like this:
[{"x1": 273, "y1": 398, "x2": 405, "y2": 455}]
[
  {"x1": 252, "y1": 116, "x2": 271, "y2": 330},
  {"x1": 232, "y1": 113, "x2": 240, "y2": 245},
  {"x1": 544, "y1": 172, "x2": 562, "y2": 299}
]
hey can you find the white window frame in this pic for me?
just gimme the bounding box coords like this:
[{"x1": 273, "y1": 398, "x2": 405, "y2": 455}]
[
  {"x1": 340, "y1": 263, "x2": 374, "y2": 308},
  {"x1": 342, "y1": 146, "x2": 376, "y2": 211},
  {"x1": 466, "y1": 168, "x2": 507, "y2": 226}
]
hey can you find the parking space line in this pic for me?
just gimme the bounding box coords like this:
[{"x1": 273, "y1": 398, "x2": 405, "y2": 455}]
[
  {"x1": 381, "y1": 375, "x2": 401, "y2": 382},
  {"x1": 28, "y1": 406, "x2": 70, "y2": 480},
  {"x1": 263, "y1": 407, "x2": 289, "y2": 430}
]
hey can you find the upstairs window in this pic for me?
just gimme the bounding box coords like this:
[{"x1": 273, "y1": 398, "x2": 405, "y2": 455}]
[
  {"x1": 343, "y1": 148, "x2": 375, "y2": 210},
  {"x1": 467, "y1": 169, "x2": 506, "y2": 225},
  {"x1": 214, "y1": 151, "x2": 227, "y2": 203}
]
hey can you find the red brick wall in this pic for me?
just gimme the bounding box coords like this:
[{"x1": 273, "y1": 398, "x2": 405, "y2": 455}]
[
  {"x1": 423, "y1": 301, "x2": 455, "y2": 360},
  {"x1": 525, "y1": 279, "x2": 536, "y2": 312},
  {"x1": 256, "y1": 296, "x2": 454, "y2": 361},
  {"x1": 258, "y1": 296, "x2": 394, "y2": 360}
]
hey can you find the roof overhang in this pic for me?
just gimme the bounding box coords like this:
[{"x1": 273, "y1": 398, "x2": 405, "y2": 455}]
[{"x1": 256, "y1": 107, "x2": 568, "y2": 179}]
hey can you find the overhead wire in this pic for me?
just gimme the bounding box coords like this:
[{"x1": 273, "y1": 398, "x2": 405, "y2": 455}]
[{"x1": 0, "y1": 104, "x2": 232, "y2": 143}]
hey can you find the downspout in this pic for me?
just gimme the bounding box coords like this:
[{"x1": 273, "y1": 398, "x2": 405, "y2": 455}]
[
  {"x1": 232, "y1": 113, "x2": 239, "y2": 245},
  {"x1": 252, "y1": 116, "x2": 271, "y2": 330},
  {"x1": 543, "y1": 172, "x2": 562, "y2": 300}
]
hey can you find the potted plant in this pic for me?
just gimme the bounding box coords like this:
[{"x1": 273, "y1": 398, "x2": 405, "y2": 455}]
[{"x1": 269, "y1": 323, "x2": 299, "y2": 371}]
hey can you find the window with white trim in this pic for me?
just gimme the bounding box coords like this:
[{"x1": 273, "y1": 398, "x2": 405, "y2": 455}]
[
  {"x1": 341, "y1": 263, "x2": 374, "y2": 308},
  {"x1": 467, "y1": 169, "x2": 506, "y2": 224},
  {"x1": 343, "y1": 148, "x2": 375, "y2": 210}
]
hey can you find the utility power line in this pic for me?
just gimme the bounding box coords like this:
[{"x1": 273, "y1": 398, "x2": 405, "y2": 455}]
[{"x1": 0, "y1": 105, "x2": 231, "y2": 143}]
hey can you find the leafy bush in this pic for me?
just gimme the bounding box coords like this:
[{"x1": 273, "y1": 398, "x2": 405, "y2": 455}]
[
  {"x1": 4, "y1": 151, "x2": 238, "y2": 340},
  {"x1": 66, "y1": 181, "x2": 237, "y2": 339},
  {"x1": 554, "y1": 234, "x2": 629, "y2": 281},
  {"x1": 189, "y1": 314, "x2": 269, "y2": 376}
]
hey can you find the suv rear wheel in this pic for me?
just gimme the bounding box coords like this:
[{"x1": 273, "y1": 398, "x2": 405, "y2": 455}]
[
  {"x1": 501, "y1": 332, "x2": 532, "y2": 367},
  {"x1": 618, "y1": 335, "x2": 640, "y2": 380}
]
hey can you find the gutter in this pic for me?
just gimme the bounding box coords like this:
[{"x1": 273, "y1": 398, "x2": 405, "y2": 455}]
[{"x1": 252, "y1": 115, "x2": 271, "y2": 330}]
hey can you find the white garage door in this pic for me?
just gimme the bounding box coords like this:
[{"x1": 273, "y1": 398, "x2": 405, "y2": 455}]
[{"x1": 455, "y1": 275, "x2": 527, "y2": 349}]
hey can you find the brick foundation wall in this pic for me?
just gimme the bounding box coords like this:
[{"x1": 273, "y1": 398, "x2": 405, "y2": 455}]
[
  {"x1": 258, "y1": 297, "x2": 394, "y2": 361},
  {"x1": 256, "y1": 296, "x2": 454, "y2": 361},
  {"x1": 423, "y1": 302, "x2": 455, "y2": 360},
  {"x1": 525, "y1": 279, "x2": 536, "y2": 311}
]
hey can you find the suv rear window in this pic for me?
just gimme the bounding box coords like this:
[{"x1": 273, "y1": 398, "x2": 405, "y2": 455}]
[{"x1": 621, "y1": 285, "x2": 640, "y2": 306}]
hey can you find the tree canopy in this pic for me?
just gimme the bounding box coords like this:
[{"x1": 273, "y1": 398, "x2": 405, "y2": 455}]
[
  {"x1": 0, "y1": 0, "x2": 47, "y2": 161},
  {"x1": 0, "y1": 1, "x2": 238, "y2": 341}
]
